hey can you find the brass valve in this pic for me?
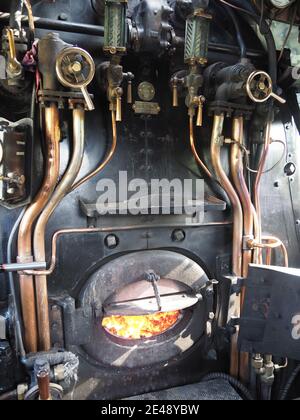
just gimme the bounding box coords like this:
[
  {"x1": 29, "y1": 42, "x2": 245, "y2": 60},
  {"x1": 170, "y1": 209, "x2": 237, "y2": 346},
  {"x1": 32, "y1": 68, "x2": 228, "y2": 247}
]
[
  {"x1": 127, "y1": 80, "x2": 133, "y2": 104},
  {"x1": 246, "y1": 70, "x2": 286, "y2": 105},
  {"x1": 115, "y1": 87, "x2": 123, "y2": 122},
  {"x1": 190, "y1": 95, "x2": 205, "y2": 127},
  {"x1": 196, "y1": 96, "x2": 205, "y2": 127},
  {"x1": 172, "y1": 79, "x2": 179, "y2": 108},
  {"x1": 123, "y1": 72, "x2": 134, "y2": 104}
]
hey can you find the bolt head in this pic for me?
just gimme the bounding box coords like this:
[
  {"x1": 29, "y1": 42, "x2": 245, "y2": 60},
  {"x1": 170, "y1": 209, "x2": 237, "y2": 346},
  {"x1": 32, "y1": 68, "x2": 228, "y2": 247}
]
[
  {"x1": 105, "y1": 234, "x2": 119, "y2": 249},
  {"x1": 171, "y1": 229, "x2": 186, "y2": 242}
]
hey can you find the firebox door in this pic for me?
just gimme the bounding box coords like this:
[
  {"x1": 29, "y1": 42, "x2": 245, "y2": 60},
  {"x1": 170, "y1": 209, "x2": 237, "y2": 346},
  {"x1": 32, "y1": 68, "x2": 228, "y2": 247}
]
[{"x1": 76, "y1": 250, "x2": 214, "y2": 368}]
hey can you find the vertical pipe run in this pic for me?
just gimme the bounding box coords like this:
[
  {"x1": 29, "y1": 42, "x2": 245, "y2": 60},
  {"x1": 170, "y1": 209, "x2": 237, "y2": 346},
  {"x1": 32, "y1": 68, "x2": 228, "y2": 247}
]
[
  {"x1": 211, "y1": 114, "x2": 243, "y2": 276},
  {"x1": 34, "y1": 107, "x2": 85, "y2": 351},
  {"x1": 253, "y1": 121, "x2": 272, "y2": 264},
  {"x1": 210, "y1": 113, "x2": 243, "y2": 378},
  {"x1": 17, "y1": 104, "x2": 60, "y2": 353},
  {"x1": 231, "y1": 117, "x2": 253, "y2": 279},
  {"x1": 231, "y1": 116, "x2": 254, "y2": 384}
]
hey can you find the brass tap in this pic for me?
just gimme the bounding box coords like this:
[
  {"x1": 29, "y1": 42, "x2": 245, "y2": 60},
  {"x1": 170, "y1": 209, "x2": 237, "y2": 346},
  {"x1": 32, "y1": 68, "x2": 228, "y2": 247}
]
[
  {"x1": 5, "y1": 28, "x2": 22, "y2": 78},
  {"x1": 196, "y1": 96, "x2": 205, "y2": 127},
  {"x1": 123, "y1": 72, "x2": 134, "y2": 104},
  {"x1": 189, "y1": 95, "x2": 206, "y2": 127},
  {"x1": 115, "y1": 87, "x2": 123, "y2": 122},
  {"x1": 172, "y1": 79, "x2": 179, "y2": 108}
]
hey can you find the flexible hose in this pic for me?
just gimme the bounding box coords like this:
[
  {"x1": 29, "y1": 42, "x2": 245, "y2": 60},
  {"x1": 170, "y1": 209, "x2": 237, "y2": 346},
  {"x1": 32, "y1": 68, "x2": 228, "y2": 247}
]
[
  {"x1": 9, "y1": 0, "x2": 24, "y2": 31},
  {"x1": 218, "y1": 0, "x2": 277, "y2": 84},
  {"x1": 279, "y1": 364, "x2": 300, "y2": 400},
  {"x1": 7, "y1": 208, "x2": 26, "y2": 358},
  {"x1": 224, "y1": 5, "x2": 246, "y2": 58},
  {"x1": 202, "y1": 373, "x2": 255, "y2": 400}
]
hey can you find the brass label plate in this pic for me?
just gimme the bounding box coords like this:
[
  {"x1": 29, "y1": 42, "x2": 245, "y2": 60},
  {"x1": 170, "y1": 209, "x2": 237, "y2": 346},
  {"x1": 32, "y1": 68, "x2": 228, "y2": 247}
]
[{"x1": 132, "y1": 101, "x2": 160, "y2": 115}]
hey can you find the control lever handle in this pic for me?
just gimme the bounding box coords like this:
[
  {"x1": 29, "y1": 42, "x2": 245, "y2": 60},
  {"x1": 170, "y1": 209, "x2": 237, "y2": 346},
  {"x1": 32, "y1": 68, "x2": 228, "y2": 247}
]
[
  {"x1": 172, "y1": 80, "x2": 179, "y2": 107},
  {"x1": 246, "y1": 70, "x2": 286, "y2": 105},
  {"x1": 56, "y1": 46, "x2": 96, "y2": 111}
]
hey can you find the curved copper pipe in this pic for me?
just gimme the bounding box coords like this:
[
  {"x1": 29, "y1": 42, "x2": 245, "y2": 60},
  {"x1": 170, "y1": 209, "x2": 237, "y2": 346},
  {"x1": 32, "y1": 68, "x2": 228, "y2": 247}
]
[
  {"x1": 17, "y1": 103, "x2": 60, "y2": 353},
  {"x1": 253, "y1": 121, "x2": 272, "y2": 264},
  {"x1": 71, "y1": 110, "x2": 117, "y2": 191},
  {"x1": 189, "y1": 116, "x2": 213, "y2": 179},
  {"x1": 231, "y1": 117, "x2": 254, "y2": 384},
  {"x1": 33, "y1": 107, "x2": 85, "y2": 351},
  {"x1": 22, "y1": 222, "x2": 233, "y2": 277},
  {"x1": 210, "y1": 114, "x2": 243, "y2": 378},
  {"x1": 211, "y1": 114, "x2": 243, "y2": 276},
  {"x1": 249, "y1": 236, "x2": 289, "y2": 267},
  {"x1": 231, "y1": 117, "x2": 253, "y2": 278}
]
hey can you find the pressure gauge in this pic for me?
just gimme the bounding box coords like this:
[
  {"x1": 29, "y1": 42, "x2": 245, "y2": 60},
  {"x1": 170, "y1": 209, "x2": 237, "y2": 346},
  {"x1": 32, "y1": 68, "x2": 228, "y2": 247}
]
[{"x1": 269, "y1": 0, "x2": 295, "y2": 9}]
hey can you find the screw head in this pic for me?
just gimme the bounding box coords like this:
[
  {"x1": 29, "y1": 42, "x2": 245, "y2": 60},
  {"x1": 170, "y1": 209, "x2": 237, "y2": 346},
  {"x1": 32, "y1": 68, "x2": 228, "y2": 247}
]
[{"x1": 284, "y1": 162, "x2": 296, "y2": 177}]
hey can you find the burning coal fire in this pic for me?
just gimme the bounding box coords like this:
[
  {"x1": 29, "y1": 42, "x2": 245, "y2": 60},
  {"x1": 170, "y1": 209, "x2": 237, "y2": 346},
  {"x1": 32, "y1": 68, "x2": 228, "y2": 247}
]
[{"x1": 102, "y1": 311, "x2": 181, "y2": 339}]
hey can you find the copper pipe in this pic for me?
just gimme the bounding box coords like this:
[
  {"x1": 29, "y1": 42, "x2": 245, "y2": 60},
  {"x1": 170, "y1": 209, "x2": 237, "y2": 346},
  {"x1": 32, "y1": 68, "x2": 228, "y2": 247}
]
[
  {"x1": 253, "y1": 121, "x2": 272, "y2": 264},
  {"x1": 231, "y1": 117, "x2": 253, "y2": 278},
  {"x1": 211, "y1": 114, "x2": 243, "y2": 276},
  {"x1": 266, "y1": 248, "x2": 272, "y2": 265},
  {"x1": 231, "y1": 117, "x2": 254, "y2": 384},
  {"x1": 23, "y1": 0, "x2": 35, "y2": 34},
  {"x1": 22, "y1": 221, "x2": 233, "y2": 277},
  {"x1": 249, "y1": 236, "x2": 289, "y2": 267},
  {"x1": 37, "y1": 370, "x2": 51, "y2": 401},
  {"x1": 33, "y1": 107, "x2": 85, "y2": 351},
  {"x1": 71, "y1": 110, "x2": 117, "y2": 191},
  {"x1": 17, "y1": 104, "x2": 60, "y2": 353},
  {"x1": 210, "y1": 114, "x2": 243, "y2": 378},
  {"x1": 189, "y1": 116, "x2": 213, "y2": 180}
]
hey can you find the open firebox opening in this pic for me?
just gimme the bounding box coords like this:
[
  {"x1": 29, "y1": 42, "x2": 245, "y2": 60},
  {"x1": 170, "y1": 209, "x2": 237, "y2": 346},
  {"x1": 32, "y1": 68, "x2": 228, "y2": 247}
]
[
  {"x1": 101, "y1": 275, "x2": 200, "y2": 340},
  {"x1": 102, "y1": 310, "x2": 182, "y2": 340}
]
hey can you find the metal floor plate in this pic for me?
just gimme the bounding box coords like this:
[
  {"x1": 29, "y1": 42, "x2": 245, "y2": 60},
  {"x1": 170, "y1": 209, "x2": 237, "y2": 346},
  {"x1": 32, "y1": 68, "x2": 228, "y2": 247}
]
[{"x1": 124, "y1": 379, "x2": 242, "y2": 401}]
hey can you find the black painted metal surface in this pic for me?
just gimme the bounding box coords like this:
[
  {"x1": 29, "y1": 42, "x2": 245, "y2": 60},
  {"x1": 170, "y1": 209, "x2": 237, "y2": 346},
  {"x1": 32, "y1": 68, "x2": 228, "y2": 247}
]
[{"x1": 0, "y1": 0, "x2": 299, "y2": 400}]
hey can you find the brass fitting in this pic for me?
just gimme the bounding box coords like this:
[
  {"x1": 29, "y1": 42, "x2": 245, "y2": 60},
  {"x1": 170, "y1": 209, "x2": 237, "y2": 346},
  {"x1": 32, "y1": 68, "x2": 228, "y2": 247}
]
[{"x1": 5, "y1": 28, "x2": 23, "y2": 79}]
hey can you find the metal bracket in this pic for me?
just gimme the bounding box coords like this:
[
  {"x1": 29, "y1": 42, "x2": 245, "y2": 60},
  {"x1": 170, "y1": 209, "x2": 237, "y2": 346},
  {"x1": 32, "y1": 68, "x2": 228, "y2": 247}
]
[
  {"x1": 243, "y1": 235, "x2": 254, "y2": 251},
  {"x1": 61, "y1": 297, "x2": 94, "y2": 347},
  {"x1": 231, "y1": 277, "x2": 246, "y2": 295},
  {"x1": 0, "y1": 261, "x2": 46, "y2": 272}
]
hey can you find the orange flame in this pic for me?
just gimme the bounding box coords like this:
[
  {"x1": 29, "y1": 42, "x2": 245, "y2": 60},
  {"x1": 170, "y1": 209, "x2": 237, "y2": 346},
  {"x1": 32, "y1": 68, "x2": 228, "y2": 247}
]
[{"x1": 102, "y1": 311, "x2": 181, "y2": 339}]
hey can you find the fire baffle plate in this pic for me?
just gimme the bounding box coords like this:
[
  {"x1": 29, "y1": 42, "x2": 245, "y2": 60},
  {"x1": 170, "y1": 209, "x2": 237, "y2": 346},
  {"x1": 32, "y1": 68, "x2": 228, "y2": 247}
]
[{"x1": 103, "y1": 278, "x2": 200, "y2": 316}]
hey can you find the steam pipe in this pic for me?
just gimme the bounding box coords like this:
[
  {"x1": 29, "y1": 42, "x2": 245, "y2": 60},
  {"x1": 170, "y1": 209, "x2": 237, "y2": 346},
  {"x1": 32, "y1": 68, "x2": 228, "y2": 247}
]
[
  {"x1": 0, "y1": 12, "x2": 105, "y2": 37},
  {"x1": 33, "y1": 107, "x2": 85, "y2": 351},
  {"x1": 211, "y1": 114, "x2": 243, "y2": 276},
  {"x1": 253, "y1": 120, "x2": 272, "y2": 264},
  {"x1": 71, "y1": 110, "x2": 117, "y2": 192},
  {"x1": 21, "y1": 221, "x2": 233, "y2": 277},
  {"x1": 231, "y1": 116, "x2": 253, "y2": 384},
  {"x1": 231, "y1": 117, "x2": 253, "y2": 278},
  {"x1": 189, "y1": 116, "x2": 213, "y2": 180},
  {"x1": 210, "y1": 113, "x2": 243, "y2": 378},
  {"x1": 17, "y1": 104, "x2": 60, "y2": 353}
]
